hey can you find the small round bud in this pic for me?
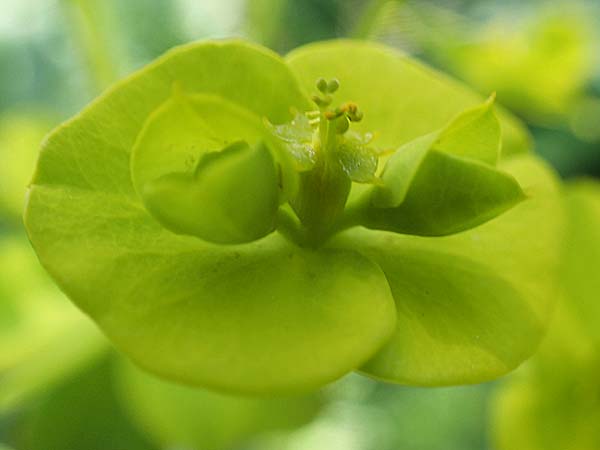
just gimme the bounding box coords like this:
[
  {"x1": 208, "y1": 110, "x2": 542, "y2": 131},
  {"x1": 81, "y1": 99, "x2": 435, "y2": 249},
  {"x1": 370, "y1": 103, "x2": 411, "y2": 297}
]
[
  {"x1": 335, "y1": 116, "x2": 350, "y2": 134},
  {"x1": 327, "y1": 79, "x2": 340, "y2": 93},
  {"x1": 316, "y1": 78, "x2": 328, "y2": 93},
  {"x1": 350, "y1": 110, "x2": 363, "y2": 122},
  {"x1": 324, "y1": 108, "x2": 344, "y2": 120},
  {"x1": 312, "y1": 94, "x2": 332, "y2": 108}
]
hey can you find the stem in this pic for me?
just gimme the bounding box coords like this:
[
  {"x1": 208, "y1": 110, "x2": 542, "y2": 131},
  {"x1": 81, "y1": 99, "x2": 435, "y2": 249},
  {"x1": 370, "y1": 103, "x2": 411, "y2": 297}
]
[
  {"x1": 318, "y1": 110, "x2": 329, "y2": 151},
  {"x1": 276, "y1": 208, "x2": 306, "y2": 246},
  {"x1": 329, "y1": 194, "x2": 370, "y2": 236},
  {"x1": 289, "y1": 83, "x2": 368, "y2": 247},
  {"x1": 351, "y1": 0, "x2": 400, "y2": 39},
  {"x1": 62, "y1": 0, "x2": 124, "y2": 92}
]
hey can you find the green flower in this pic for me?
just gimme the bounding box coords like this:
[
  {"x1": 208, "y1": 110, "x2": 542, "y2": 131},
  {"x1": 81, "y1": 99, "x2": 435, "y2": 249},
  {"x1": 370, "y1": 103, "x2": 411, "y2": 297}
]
[{"x1": 25, "y1": 39, "x2": 563, "y2": 394}]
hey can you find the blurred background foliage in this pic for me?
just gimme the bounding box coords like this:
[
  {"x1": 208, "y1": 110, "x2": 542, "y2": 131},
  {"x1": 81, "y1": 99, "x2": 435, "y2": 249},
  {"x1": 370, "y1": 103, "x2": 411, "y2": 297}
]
[
  {"x1": 492, "y1": 182, "x2": 600, "y2": 450},
  {"x1": 1, "y1": 0, "x2": 599, "y2": 449}
]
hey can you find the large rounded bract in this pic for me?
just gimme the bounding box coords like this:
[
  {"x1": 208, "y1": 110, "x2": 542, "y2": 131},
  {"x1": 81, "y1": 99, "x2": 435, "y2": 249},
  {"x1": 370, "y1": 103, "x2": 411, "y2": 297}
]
[
  {"x1": 24, "y1": 41, "x2": 396, "y2": 393},
  {"x1": 348, "y1": 155, "x2": 563, "y2": 385},
  {"x1": 286, "y1": 40, "x2": 531, "y2": 156},
  {"x1": 0, "y1": 114, "x2": 52, "y2": 221},
  {"x1": 25, "y1": 39, "x2": 563, "y2": 393},
  {"x1": 131, "y1": 94, "x2": 281, "y2": 244}
]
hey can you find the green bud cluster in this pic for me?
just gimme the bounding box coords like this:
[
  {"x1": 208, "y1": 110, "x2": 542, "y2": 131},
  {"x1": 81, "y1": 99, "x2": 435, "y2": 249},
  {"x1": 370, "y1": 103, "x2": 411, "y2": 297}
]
[{"x1": 281, "y1": 78, "x2": 375, "y2": 245}]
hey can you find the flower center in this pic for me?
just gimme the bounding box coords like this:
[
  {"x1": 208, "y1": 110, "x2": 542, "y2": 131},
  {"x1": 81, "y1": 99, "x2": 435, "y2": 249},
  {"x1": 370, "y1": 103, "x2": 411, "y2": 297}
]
[{"x1": 270, "y1": 78, "x2": 380, "y2": 246}]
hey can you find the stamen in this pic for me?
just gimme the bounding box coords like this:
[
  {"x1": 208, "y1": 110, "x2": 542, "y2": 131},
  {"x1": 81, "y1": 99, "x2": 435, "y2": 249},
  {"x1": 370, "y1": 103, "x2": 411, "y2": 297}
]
[
  {"x1": 310, "y1": 77, "x2": 365, "y2": 137},
  {"x1": 312, "y1": 94, "x2": 332, "y2": 108},
  {"x1": 324, "y1": 110, "x2": 343, "y2": 120}
]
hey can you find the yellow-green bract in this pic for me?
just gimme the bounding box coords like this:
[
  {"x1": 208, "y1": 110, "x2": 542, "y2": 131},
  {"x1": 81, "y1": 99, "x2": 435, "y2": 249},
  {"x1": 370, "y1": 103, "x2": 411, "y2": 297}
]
[
  {"x1": 24, "y1": 39, "x2": 563, "y2": 394},
  {"x1": 492, "y1": 181, "x2": 600, "y2": 450}
]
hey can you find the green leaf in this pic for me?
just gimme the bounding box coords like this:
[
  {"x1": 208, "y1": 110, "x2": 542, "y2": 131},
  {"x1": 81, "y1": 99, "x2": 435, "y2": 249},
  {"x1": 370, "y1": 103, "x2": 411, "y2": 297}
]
[
  {"x1": 114, "y1": 358, "x2": 322, "y2": 450},
  {"x1": 561, "y1": 181, "x2": 600, "y2": 344},
  {"x1": 0, "y1": 320, "x2": 105, "y2": 413},
  {"x1": 492, "y1": 374, "x2": 600, "y2": 450},
  {"x1": 434, "y1": 94, "x2": 500, "y2": 165},
  {"x1": 365, "y1": 150, "x2": 525, "y2": 236},
  {"x1": 129, "y1": 93, "x2": 224, "y2": 194},
  {"x1": 286, "y1": 40, "x2": 531, "y2": 157},
  {"x1": 0, "y1": 237, "x2": 107, "y2": 412},
  {"x1": 370, "y1": 94, "x2": 502, "y2": 209},
  {"x1": 26, "y1": 184, "x2": 396, "y2": 393},
  {"x1": 370, "y1": 133, "x2": 440, "y2": 208},
  {"x1": 25, "y1": 41, "x2": 398, "y2": 393},
  {"x1": 31, "y1": 40, "x2": 310, "y2": 195},
  {"x1": 0, "y1": 237, "x2": 91, "y2": 374},
  {"x1": 141, "y1": 141, "x2": 279, "y2": 244},
  {"x1": 374, "y1": 96, "x2": 502, "y2": 207},
  {"x1": 443, "y1": 12, "x2": 594, "y2": 125},
  {"x1": 24, "y1": 38, "x2": 557, "y2": 393},
  {"x1": 360, "y1": 99, "x2": 524, "y2": 236},
  {"x1": 491, "y1": 305, "x2": 600, "y2": 450},
  {"x1": 491, "y1": 180, "x2": 600, "y2": 450},
  {"x1": 0, "y1": 114, "x2": 52, "y2": 221},
  {"x1": 131, "y1": 91, "x2": 282, "y2": 244},
  {"x1": 12, "y1": 354, "x2": 157, "y2": 450},
  {"x1": 332, "y1": 154, "x2": 564, "y2": 385},
  {"x1": 131, "y1": 91, "x2": 284, "y2": 194}
]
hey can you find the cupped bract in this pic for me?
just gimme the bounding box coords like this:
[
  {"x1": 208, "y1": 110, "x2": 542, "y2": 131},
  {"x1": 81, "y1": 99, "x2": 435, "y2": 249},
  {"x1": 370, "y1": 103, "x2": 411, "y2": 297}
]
[
  {"x1": 25, "y1": 39, "x2": 564, "y2": 393},
  {"x1": 140, "y1": 139, "x2": 279, "y2": 244},
  {"x1": 360, "y1": 96, "x2": 525, "y2": 236}
]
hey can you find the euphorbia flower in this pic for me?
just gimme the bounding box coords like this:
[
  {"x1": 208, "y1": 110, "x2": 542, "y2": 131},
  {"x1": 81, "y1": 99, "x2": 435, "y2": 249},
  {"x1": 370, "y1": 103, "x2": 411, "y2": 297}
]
[{"x1": 25, "y1": 40, "x2": 563, "y2": 394}]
